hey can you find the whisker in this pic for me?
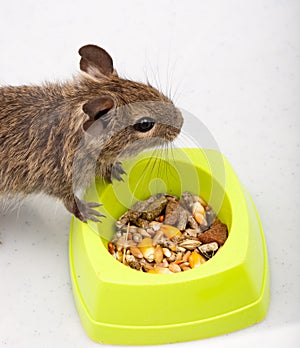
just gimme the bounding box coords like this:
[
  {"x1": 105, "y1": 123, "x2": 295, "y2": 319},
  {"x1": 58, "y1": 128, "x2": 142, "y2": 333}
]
[{"x1": 166, "y1": 56, "x2": 178, "y2": 101}]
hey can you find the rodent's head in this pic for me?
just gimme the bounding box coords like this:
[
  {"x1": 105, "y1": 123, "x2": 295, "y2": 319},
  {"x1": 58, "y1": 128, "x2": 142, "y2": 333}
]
[{"x1": 77, "y1": 45, "x2": 183, "y2": 160}]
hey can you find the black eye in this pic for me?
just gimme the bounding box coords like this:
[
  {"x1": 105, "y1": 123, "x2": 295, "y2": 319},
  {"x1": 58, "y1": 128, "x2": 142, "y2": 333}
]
[{"x1": 133, "y1": 117, "x2": 155, "y2": 133}]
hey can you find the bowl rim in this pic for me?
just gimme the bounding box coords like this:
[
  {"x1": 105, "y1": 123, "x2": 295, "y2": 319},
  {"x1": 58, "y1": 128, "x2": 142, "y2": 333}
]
[{"x1": 81, "y1": 148, "x2": 251, "y2": 285}]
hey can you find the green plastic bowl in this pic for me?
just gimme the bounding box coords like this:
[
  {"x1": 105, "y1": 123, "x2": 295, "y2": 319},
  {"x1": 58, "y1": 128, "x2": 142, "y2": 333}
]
[{"x1": 69, "y1": 148, "x2": 270, "y2": 345}]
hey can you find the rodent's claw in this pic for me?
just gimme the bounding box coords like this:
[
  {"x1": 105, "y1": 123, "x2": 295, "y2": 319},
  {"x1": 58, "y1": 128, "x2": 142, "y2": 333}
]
[
  {"x1": 86, "y1": 202, "x2": 102, "y2": 208},
  {"x1": 74, "y1": 197, "x2": 105, "y2": 223},
  {"x1": 111, "y1": 161, "x2": 126, "y2": 181}
]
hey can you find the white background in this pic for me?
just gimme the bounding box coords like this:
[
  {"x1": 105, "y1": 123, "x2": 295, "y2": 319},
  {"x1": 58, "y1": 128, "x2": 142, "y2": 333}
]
[{"x1": 0, "y1": 0, "x2": 299, "y2": 347}]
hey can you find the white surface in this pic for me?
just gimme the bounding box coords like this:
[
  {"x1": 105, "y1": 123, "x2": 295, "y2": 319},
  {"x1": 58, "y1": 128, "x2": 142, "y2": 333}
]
[{"x1": 0, "y1": 0, "x2": 300, "y2": 347}]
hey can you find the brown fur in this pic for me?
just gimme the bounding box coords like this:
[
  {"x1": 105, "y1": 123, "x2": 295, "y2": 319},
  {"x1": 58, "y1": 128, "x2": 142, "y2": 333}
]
[{"x1": 0, "y1": 45, "x2": 183, "y2": 222}]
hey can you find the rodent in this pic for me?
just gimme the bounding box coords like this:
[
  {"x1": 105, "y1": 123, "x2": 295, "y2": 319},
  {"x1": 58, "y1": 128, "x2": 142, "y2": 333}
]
[{"x1": 0, "y1": 44, "x2": 183, "y2": 222}]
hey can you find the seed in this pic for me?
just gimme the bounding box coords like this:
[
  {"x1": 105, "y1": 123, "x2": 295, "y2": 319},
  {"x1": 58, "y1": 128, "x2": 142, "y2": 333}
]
[
  {"x1": 125, "y1": 255, "x2": 141, "y2": 270},
  {"x1": 195, "y1": 212, "x2": 208, "y2": 227},
  {"x1": 167, "y1": 252, "x2": 176, "y2": 262},
  {"x1": 148, "y1": 267, "x2": 173, "y2": 274},
  {"x1": 181, "y1": 266, "x2": 192, "y2": 271},
  {"x1": 192, "y1": 201, "x2": 208, "y2": 226},
  {"x1": 132, "y1": 233, "x2": 142, "y2": 243},
  {"x1": 182, "y1": 251, "x2": 191, "y2": 263},
  {"x1": 115, "y1": 230, "x2": 122, "y2": 239},
  {"x1": 170, "y1": 245, "x2": 177, "y2": 252},
  {"x1": 179, "y1": 262, "x2": 190, "y2": 270},
  {"x1": 179, "y1": 239, "x2": 201, "y2": 250},
  {"x1": 140, "y1": 260, "x2": 154, "y2": 271},
  {"x1": 192, "y1": 202, "x2": 205, "y2": 216},
  {"x1": 176, "y1": 252, "x2": 183, "y2": 262},
  {"x1": 162, "y1": 247, "x2": 172, "y2": 258},
  {"x1": 158, "y1": 215, "x2": 165, "y2": 222},
  {"x1": 116, "y1": 251, "x2": 123, "y2": 261},
  {"x1": 193, "y1": 195, "x2": 207, "y2": 207},
  {"x1": 116, "y1": 236, "x2": 127, "y2": 251},
  {"x1": 129, "y1": 225, "x2": 138, "y2": 233},
  {"x1": 138, "y1": 237, "x2": 152, "y2": 247},
  {"x1": 198, "y1": 242, "x2": 219, "y2": 258},
  {"x1": 185, "y1": 228, "x2": 198, "y2": 238},
  {"x1": 154, "y1": 245, "x2": 164, "y2": 264},
  {"x1": 127, "y1": 240, "x2": 137, "y2": 247},
  {"x1": 115, "y1": 220, "x2": 124, "y2": 229},
  {"x1": 187, "y1": 216, "x2": 199, "y2": 230},
  {"x1": 142, "y1": 247, "x2": 155, "y2": 262},
  {"x1": 138, "y1": 228, "x2": 151, "y2": 238},
  {"x1": 152, "y1": 230, "x2": 164, "y2": 246},
  {"x1": 189, "y1": 251, "x2": 206, "y2": 268},
  {"x1": 159, "y1": 224, "x2": 182, "y2": 239},
  {"x1": 108, "y1": 242, "x2": 115, "y2": 254},
  {"x1": 149, "y1": 221, "x2": 162, "y2": 230},
  {"x1": 156, "y1": 259, "x2": 169, "y2": 268},
  {"x1": 138, "y1": 238, "x2": 155, "y2": 262},
  {"x1": 109, "y1": 192, "x2": 228, "y2": 274},
  {"x1": 176, "y1": 246, "x2": 186, "y2": 253},
  {"x1": 130, "y1": 246, "x2": 144, "y2": 259},
  {"x1": 169, "y1": 262, "x2": 181, "y2": 273}
]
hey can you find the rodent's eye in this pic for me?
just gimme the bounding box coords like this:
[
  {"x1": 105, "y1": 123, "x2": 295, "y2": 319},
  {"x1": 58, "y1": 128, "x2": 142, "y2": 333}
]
[{"x1": 133, "y1": 117, "x2": 155, "y2": 133}]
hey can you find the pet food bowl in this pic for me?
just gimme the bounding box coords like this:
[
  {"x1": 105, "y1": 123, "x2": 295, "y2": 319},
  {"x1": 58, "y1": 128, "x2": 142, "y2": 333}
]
[{"x1": 69, "y1": 148, "x2": 270, "y2": 345}]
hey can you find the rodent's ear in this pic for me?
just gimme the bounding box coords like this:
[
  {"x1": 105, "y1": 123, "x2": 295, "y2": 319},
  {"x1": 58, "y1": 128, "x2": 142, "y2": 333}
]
[
  {"x1": 82, "y1": 96, "x2": 114, "y2": 132},
  {"x1": 79, "y1": 44, "x2": 116, "y2": 79}
]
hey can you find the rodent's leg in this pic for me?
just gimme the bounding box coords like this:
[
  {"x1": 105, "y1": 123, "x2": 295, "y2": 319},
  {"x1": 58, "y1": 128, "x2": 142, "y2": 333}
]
[{"x1": 63, "y1": 194, "x2": 104, "y2": 223}]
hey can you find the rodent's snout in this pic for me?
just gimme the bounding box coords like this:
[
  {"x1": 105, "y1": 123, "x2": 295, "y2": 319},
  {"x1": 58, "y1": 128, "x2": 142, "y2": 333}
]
[
  {"x1": 174, "y1": 107, "x2": 184, "y2": 131},
  {"x1": 167, "y1": 107, "x2": 184, "y2": 137},
  {"x1": 156, "y1": 106, "x2": 183, "y2": 142}
]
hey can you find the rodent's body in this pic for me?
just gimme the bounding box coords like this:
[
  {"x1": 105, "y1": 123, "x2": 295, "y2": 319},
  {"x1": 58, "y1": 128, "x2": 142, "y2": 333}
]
[{"x1": 0, "y1": 45, "x2": 183, "y2": 222}]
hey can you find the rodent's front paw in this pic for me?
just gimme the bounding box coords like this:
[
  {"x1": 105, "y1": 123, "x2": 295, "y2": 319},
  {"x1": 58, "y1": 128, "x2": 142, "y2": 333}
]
[
  {"x1": 111, "y1": 161, "x2": 126, "y2": 181},
  {"x1": 104, "y1": 161, "x2": 126, "y2": 183},
  {"x1": 74, "y1": 197, "x2": 105, "y2": 223}
]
